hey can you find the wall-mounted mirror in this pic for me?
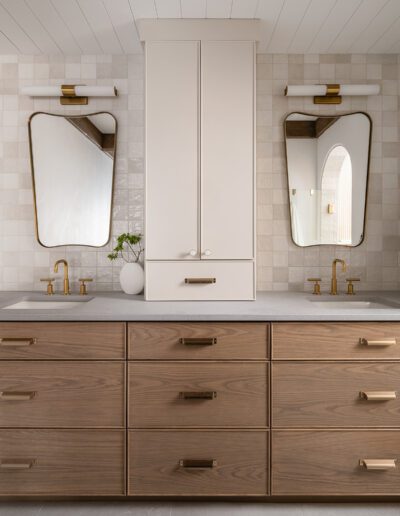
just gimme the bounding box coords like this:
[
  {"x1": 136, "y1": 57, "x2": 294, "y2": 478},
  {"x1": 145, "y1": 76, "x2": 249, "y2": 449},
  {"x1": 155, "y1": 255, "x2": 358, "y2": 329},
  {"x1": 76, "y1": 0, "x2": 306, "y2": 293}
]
[
  {"x1": 284, "y1": 112, "x2": 371, "y2": 247},
  {"x1": 29, "y1": 112, "x2": 117, "y2": 247}
]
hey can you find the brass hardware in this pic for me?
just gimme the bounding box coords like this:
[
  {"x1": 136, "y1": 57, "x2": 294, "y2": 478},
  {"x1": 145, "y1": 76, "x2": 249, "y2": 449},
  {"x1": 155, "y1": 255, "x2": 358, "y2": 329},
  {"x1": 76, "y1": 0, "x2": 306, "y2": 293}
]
[
  {"x1": 307, "y1": 278, "x2": 322, "y2": 295},
  {"x1": 360, "y1": 338, "x2": 396, "y2": 347},
  {"x1": 346, "y1": 278, "x2": 360, "y2": 295},
  {"x1": 0, "y1": 391, "x2": 36, "y2": 401},
  {"x1": 327, "y1": 203, "x2": 335, "y2": 214},
  {"x1": 359, "y1": 459, "x2": 396, "y2": 471},
  {"x1": 60, "y1": 84, "x2": 88, "y2": 105},
  {"x1": 179, "y1": 337, "x2": 217, "y2": 346},
  {"x1": 330, "y1": 258, "x2": 346, "y2": 295},
  {"x1": 184, "y1": 278, "x2": 216, "y2": 284},
  {"x1": 179, "y1": 459, "x2": 217, "y2": 469},
  {"x1": 79, "y1": 278, "x2": 93, "y2": 296},
  {"x1": 40, "y1": 278, "x2": 55, "y2": 295},
  {"x1": 54, "y1": 259, "x2": 70, "y2": 295},
  {"x1": 0, "y1": 459, "x2": 35, "y2": 470},
  {"x1": 179, "y1": 391, "x2": 217, "y2": 400},
  {"x1": 314, "y1": 84, "x2": 342, "y2": 104},
  {"x1": 360, "y1": 391, "x2": 397, "y2": 401},
  {"x1": 0, "y1": 338, "x2": 36, "y2": 347}
]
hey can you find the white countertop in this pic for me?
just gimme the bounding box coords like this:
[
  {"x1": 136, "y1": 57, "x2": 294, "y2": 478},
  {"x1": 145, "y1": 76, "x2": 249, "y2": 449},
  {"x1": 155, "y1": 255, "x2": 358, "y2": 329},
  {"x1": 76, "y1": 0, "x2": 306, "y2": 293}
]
[{"x1": 1, "y1": 291, "x2": 400, "y2": 321}]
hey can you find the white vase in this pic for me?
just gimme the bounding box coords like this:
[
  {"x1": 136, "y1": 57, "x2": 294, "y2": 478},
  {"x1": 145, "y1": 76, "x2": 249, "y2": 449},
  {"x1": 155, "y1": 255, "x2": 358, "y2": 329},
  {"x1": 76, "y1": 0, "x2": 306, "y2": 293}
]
[{"x1": 119, "y1": 262, "x2": 144, "y2": 295}]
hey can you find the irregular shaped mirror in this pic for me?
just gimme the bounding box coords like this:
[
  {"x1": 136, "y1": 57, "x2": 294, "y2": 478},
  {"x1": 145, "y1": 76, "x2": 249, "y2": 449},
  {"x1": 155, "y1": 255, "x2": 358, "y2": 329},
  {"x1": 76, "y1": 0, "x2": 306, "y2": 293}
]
[
  {"x1": 284, "y1": 112, "x2": 371, "y2": 247},
  {"x1": 29, "y1": 112, "x2": 117, "y2": 247}
]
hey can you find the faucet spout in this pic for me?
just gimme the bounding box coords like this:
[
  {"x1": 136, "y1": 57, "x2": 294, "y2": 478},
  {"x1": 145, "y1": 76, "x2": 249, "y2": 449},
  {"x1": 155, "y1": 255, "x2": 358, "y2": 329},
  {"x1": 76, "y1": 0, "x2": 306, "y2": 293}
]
[
  {"x1": 54, "y1": 259, "x2": 70, "y2": 295},
  {"x1": 331, "y1": 259, "x2": 346, "y2": 295}
]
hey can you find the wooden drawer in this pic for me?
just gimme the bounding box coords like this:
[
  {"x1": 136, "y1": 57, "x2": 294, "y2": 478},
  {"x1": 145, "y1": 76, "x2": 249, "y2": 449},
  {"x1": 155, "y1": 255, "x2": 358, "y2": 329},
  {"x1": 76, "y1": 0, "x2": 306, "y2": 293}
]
[
  {"x1": 273, "y1": 362, "x2": 400, "y2": 427},
  {"x1": 0, "y1": 322, "x2": 125, "y2": 360},
  {"x1": 0, "y1": 429, "x2": 124, "y2": 495},
  {"x1": 273, "y1": 322, "x2": 400, "y2": 360},
  {"x1": 128, "y1": 322, "x2": 268, "y2": 360},
  {"x1": 0, "y1": 362, "x2": 124, "y2": 428},
  {"x1": 145, "y1": 261, "x2": 254, "y2": 300},
  {"x1": 129, "y1": 430, "x2": 268, "y2": 495},
  {"x1": 129, "y1": 362, "x2": 268, "y2": 428},
  {"x1": 273, "y1": 430, "x2": 400, "y2": 495}
]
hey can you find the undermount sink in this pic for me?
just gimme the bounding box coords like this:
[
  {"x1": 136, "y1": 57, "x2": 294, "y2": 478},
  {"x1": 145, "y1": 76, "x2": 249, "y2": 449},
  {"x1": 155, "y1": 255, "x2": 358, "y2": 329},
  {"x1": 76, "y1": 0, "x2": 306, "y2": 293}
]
[
  {"x1": 3, "y1": 296, "x2": 93, "y2": 310},
  {"x1": 309, "y1": 297, "x2": 400, "y2": 310}
]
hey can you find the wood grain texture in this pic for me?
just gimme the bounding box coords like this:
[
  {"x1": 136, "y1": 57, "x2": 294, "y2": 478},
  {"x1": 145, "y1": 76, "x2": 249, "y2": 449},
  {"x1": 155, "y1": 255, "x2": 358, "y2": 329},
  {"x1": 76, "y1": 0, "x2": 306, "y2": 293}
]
[
  {"x1": 128, "y1": 323, "x2": 268, "y2": 360},
  {"x1": 0, "y1": 361, "x2": 125, "y2": 427},
  {"x1": 129, "y1": 362, "x2": 268, "y2": 427},
  {"x1": 0, "y1": 322, "x2": 125, "y2": 360},
  {"x1": 129, "y1": 430, "x2": 268, "y2": 495},
  {"x1": 0, "y1": 429, "x2": 124, "y2": 495},
  {"x1": 273, "y1": 430, "x2": 400, "y2": 495},
  {"x1": 272, "y1": 322, "x2": 400, "y2": 360},
  {"x1": 273, "y1": 362, "x2": 400, "y2": 427}
]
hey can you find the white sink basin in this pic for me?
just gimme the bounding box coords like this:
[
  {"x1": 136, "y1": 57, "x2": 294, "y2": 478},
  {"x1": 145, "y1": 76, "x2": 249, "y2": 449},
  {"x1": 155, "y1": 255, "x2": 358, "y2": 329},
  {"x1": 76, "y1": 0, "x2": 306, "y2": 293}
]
[
  {"x1": 310, "y1": 297, "x2": 400, "y2": 309},
  {"x1": 3, "y1": 297, "x2": 93, "y2": 310}
]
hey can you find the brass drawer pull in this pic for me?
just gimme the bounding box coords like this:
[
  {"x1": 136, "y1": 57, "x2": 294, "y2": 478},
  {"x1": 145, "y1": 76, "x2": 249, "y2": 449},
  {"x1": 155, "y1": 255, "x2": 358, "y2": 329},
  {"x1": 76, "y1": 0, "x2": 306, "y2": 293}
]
[
  {"x1": 184, "y1": 278, "x2": 216, "y2": 284},
  {"x1": 0, "y1": 338, "x2": 36, "y2": 347},
  {"x1": 359, "y1": 459, "x2": 397, "y2": 471},
  {"x1": 360, "y1": 391, "x2": 397, "y2": 401},
  {"x1": 179, "y1": 391, "x2": 217, "y2": 400},
  {"x1": 179, "y1": 459, "x2": 217, "y2": 469},
  {"x1": 360, "y1": 338, "x2": 396, "y2": 347},
  {"x1": 179, "y1": 337, "x2": 217, "y2": 346},
  {"x1": 0, "y1": 459, "x2": 35, "y2": 470},
  {"x1": 0, "y1": 391, "x2": 36, "y2": 401}
]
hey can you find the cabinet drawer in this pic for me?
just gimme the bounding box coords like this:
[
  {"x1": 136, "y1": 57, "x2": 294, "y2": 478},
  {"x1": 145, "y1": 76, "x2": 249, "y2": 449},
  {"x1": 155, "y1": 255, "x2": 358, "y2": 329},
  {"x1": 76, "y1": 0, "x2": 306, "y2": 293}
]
[
  {"x1": 0, "y1": 430, "x2": 124, "y2": 495},
  {"x1": 145, "y1": 261, "x2": 254, "y2": 300},
  {"x1": 129, "y1": 362, "x2": 268, "y2": 428},
  {"x1": 273, "y1": 430, "x2": 400, "y2": 495},
  {"x1": 0, "y1": 362, "x2": 124, "y2": 428},
  {"x1": 0, "y1": 322, "x2": 125, "y2": 359},
  {"x1": 273, "y1": 322, "x2": 400, "y2": 360},
  {"x1": 273, "y1": 362, "x2": 400, "y2": 427},
  {"x1": 128, "y1": 322, "x2": 268, "y2": 360},
  {"x1": 129, "y1": 430, "x2": 268, "y2": 495}
]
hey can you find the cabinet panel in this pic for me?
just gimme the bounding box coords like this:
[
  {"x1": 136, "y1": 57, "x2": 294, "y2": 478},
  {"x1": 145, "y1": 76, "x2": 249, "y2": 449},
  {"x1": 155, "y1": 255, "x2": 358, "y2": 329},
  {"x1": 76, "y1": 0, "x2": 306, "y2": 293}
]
[
  {"x1": 146, "y1": 41, "x2": 199, "y2": 260},
  {"x1": 201, "y1": 41, "x2": 254, "y2": 260}
]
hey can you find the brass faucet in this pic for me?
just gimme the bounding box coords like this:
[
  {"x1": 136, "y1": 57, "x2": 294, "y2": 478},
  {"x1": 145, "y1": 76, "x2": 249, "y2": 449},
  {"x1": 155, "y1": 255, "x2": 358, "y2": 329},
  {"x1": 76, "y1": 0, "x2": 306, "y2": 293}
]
[
  {"x1": 331, "y1": 259, "x2": 346, "y2": 295},
  {"x1": 54, "y1": 259, "x2": 70, "y2": 295}
]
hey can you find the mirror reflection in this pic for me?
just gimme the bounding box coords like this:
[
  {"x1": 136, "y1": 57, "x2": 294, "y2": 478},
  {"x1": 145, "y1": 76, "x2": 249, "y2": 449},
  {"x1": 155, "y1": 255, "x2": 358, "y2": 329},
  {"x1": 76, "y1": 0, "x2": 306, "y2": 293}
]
[
  {"x1": 284, "y1": 112, "x2": 371, "y2": 247},
  {"x1": 29, "y1": 112, "x2": 116, "y2": 247}
]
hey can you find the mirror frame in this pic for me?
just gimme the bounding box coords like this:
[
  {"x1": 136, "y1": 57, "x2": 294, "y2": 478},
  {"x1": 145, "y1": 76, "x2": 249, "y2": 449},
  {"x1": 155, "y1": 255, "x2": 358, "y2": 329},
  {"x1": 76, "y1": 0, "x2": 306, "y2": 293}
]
[
  {"x1": 28, "y1": 111, "x2": 118, "y2": 248},
  {"x1": 284, "y1": 111, "x2": 372, "y2": 248}
]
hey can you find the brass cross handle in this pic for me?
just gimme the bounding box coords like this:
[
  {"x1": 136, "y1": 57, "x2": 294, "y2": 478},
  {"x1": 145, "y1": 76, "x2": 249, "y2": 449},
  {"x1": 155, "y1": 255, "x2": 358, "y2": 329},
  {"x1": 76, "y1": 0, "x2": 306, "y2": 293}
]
[
  {"x1": 307, "y1": 278, "x2": 321, "y2": 295},
  {"x1": 78, "y1": 278, "x2": 93, "y2": 296},
  {"x1": 346, "y1": 278, "x2": 360, "y2": 295},
  {"x1": 40, "y1": 278, "x2": 55, "y2": 296}
]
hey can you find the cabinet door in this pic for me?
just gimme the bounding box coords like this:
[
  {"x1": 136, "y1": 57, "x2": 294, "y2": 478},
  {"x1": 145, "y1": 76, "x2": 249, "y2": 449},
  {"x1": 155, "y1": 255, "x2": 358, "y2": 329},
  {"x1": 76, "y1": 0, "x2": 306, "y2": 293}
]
[
  {"x1": 201, "y1": 41, "x2": 254, "y2": 260},
  {"x1": 146, "y1": 41, "x2": 199, "y2": 260}
]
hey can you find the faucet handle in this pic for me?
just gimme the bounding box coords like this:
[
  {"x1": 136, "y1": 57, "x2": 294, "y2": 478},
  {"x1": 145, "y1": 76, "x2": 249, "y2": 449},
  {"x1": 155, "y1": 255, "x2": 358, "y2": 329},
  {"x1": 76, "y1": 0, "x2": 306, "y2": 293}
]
[
  {"x1": 346, "y1": 278, "x2": 360, "y2": 295},
  {"x1": 78, "y1": 278, "x2": 93, "y2": 296},
  {"x1": 40, "y1": 278, "x2": 55, "y2": 296},
  {"x1": 307, "y1": 278, "x2": 322, "y2": 295}
]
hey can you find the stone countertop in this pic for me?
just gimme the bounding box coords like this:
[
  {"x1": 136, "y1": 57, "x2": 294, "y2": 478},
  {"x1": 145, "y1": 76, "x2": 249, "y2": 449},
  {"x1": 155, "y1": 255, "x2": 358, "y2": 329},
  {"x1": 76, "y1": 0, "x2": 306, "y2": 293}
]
[{"x1": 1, "y1": 291, "x2": 400, "y2": 321}]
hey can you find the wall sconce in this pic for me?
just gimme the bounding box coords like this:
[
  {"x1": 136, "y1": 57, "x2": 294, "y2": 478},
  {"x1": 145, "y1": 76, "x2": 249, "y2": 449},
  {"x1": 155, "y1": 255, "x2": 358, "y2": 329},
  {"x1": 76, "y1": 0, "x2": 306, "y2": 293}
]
[
  {"x1": 20, "y1": 85, "x2": 117, "y2": 105},
  {"x1": 285, "y1": 84, "x2": 380, "y2": 105}
]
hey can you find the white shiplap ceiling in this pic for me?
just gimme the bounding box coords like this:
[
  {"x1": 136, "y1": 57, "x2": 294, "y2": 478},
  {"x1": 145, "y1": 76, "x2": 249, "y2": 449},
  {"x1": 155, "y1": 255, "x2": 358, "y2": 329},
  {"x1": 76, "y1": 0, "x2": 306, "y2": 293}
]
[{"x1": 1, "y1": 0, "x2": 400, "y2": 54}]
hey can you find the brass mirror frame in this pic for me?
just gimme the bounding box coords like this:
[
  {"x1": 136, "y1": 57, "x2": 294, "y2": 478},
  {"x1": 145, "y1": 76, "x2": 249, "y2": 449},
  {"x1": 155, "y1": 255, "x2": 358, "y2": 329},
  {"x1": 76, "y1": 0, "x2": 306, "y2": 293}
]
[
  {"x1": 283, "y1": 111, "x2": 372, "y2": 248},
  {"x1": 28, "y1": 111, "x2": 117, "y2": 248}
]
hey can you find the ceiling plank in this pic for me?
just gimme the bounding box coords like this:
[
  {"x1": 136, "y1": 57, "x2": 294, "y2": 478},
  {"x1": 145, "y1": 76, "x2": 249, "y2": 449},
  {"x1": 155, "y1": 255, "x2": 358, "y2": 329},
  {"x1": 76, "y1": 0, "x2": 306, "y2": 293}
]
[
  {"x1": 0, "y1": 30, "x2": 19, "y2": 53},
  {"x1": 103, "y1": 0, "x2": 142, "y2": 53},
  {"x1": 206, "y1": 0, "x2": 232, "y2": 18},
  {"x1": 371, "y1": 14, "x2": 400, "y2": 53},
  {"x1": 155, "y1": 0, "x2": 181, "y2": 18},
  {"x1": 256, "y1": 0, "x2": 285, "y2": 52},
  {"x1": 181, "y1": 0, "x2": 206, "y2": 18},
  {"x1": 129, "y1": 0, "x2": 157, "y2": 19},
  {"x1": 267, "y1": 0, "x2": 312, "y2": 54},
  {"x1": 231, "y1": 0, "x2": 258, "y2": 18},
  {"x1": 0, "y1": 2, "x2": 40, "y2": 53}
]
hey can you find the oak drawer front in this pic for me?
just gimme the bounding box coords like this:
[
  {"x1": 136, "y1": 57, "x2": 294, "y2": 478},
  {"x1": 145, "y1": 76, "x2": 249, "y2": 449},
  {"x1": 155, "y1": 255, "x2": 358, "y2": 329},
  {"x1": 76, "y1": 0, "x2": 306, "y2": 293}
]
[
  {"x1": 129, "y1": 430, "x2": 268, "y2": 495},
  {"x1": 273, "y1": 322, "x2": 400, "y2": 360},
  {"x1": 128, "y1": 322, "x2": 268, "y2": 360},
  {"x1": 129, "y1": 362, "x2": 268, "y2": 428},
  {"x1": 0, "y1": 429, "x2": 124, "y2": 495},
  {"x1": 0, "y1": 322, "x2": 125, "y2": 360},
  {"x1": 273, "y1": 430, "x2": 400, "y2": 495},
  {"x1": 273, "y1": 362, "x2": 400, "y2": 427},
  {"x1": 0, "y1": 362, "x2": 125, "y2": 428}
]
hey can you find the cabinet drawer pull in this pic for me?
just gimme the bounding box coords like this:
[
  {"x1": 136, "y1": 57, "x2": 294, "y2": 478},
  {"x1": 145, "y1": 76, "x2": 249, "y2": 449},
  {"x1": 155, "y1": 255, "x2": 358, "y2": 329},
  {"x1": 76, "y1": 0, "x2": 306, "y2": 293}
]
[
  {"x1": 360, "y1": 338, "x2": 396, "y2": 347},
  {"x1": 0, "y1": 338, "x2": 36, "y2": 347},
  {"x1": 179, "y1": 459, "x2": 217, "y2": 469},
  {"x1": 184, "y1": 278, "x2": 216, "y2": 284},
  {"x1": 179, "y1": 337, "x2": 217, "y2": 346},
  {"x1": 179, "y1": 391, "x2": 217, "y2": 400},
  {"x1": 0, "y1": 459, "x2": 35, "y2": 470},
  {"x1": 0, "y1": 391, "x2": 36, "y2": 401},
  {"x1": 360, "y1": 391, "x2": 397, "y2": 401},
  {"x1": 359, "y1": 459, "x2": 397, "y2": 471}
]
